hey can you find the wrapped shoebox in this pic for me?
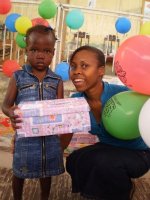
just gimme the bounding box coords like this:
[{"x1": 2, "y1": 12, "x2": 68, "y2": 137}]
[
  {"x1": 64, "y1": 133, "x2": 98, "y2": 156},
  {"x1": 15, "y1": 97, "x2": 91, "y2": 138}
]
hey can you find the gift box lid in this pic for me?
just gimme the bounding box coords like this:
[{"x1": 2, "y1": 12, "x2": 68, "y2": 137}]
[{"x1": 15, "y1": 97, "x2": 90, "y2": 117}]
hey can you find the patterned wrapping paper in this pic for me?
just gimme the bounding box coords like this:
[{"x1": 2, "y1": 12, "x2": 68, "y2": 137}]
[
  {"x1": 14, "y1": 97, "x2": 91, "y2": 138},
  {"x1": 64, "y1": 133, "x2": 98, "y2": 156}
]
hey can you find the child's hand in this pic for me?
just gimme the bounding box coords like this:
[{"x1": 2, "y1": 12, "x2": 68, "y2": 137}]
[{"x1": 8, "y1": 106, "x2": 22, "y2": 130}]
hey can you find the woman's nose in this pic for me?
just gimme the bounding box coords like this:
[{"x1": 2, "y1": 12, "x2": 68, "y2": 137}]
[{"x1": 74, "y1": 66, "x2": 82, "y2": 74}]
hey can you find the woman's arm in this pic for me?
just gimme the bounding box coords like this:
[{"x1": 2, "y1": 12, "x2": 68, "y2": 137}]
[{"x1": 57, "y1": 79, "x2": 64, "y2": 99}]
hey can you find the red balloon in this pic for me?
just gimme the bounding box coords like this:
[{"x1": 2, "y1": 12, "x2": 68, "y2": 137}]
[
  {"x1": 0, "y1": 0, "x2": 12, "y2": 14},
  {"x1": 114, "y1": 35, "x2": 150, "y2": 95},
  {"x1": 31, "y1": 17, "x2": 49, "y2": 27},
  {"x1": 2, "y1": 60, "x2": 20, "y2": 77}
]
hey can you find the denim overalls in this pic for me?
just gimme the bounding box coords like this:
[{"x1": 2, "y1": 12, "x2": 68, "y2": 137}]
[{"x1": 13, "y1": 64, "x2": 65, "y2": 178}]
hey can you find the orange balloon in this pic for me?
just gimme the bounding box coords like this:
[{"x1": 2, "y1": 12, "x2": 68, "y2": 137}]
[{"x1": 2, "y1": 60, "x2": 20, "y2": 77}]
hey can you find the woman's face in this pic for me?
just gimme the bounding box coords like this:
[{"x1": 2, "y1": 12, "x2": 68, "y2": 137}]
[{"x1": 69, "y1": 50, "x2": 105, "y2": 92}]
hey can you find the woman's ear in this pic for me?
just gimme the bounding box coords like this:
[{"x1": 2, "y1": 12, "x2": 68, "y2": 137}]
[{"x1": 98, "y1": 66, "x2": 105, "y2": 77}]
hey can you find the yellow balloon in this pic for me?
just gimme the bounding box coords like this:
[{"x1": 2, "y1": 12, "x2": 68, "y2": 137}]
[
  {"x1": 140, "y1": 21, "x2": 150, "y2": 35},
  {"x1": 15, "y1": 16, "x2": 32, "y2": 35}
]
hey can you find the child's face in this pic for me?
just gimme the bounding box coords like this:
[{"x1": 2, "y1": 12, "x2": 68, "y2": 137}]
[
  {"x1": 26, "y1": 32, "x2": 55, "y2": 71},
  {"x1": 69, "y1": 50, "x2": 105, "y2": 92}
]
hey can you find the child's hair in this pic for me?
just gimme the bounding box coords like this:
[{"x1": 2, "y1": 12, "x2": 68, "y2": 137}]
[
  {"x1": 69, "y1": 45, "x2": 105, "y2": 67},
  {"x1": 25, "y1": 25, "x2": 57, "y2": 44}
]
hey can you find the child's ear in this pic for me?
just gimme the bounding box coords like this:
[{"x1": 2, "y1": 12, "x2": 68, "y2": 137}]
[
  {"x1": 53, "y1": 48, "x2": 55, "y2": 55},
  {"x1": 24, "y1": 49, "x2": 28, "y2": 62}
]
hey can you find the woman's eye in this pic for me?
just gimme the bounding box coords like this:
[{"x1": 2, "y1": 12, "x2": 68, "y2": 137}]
[
  {"x1": 70, "y1": 65, "x2": 76, "y2": 71},
  {"x1": 81, "y1": 64, "x2": 88, "y2": 69}
]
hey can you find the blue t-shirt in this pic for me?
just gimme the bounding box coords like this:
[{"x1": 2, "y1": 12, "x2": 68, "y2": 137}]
[{"x1": 72, "y1": 82, "x2": 149, "y2": 150}]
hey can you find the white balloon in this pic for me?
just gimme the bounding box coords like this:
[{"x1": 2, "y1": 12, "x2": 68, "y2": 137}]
[{"x1": 139, "y1": 98, "x2": 150, "y2": 147}]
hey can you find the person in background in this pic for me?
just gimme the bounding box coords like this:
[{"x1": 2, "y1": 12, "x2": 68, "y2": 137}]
[
  {"x1": 65, "y1": 45, "x2": 150, "y2": 200},
  {"x1": 1, "y1": 25, "x2": 66, "y2": 200}
]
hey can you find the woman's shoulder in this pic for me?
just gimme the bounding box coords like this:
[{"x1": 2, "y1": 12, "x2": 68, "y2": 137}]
[{"x1": 103, "y1": 81, "x2": 129, "y2": 93}]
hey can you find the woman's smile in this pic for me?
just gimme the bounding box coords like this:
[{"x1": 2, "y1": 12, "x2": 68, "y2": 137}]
[{"x1": 73, "y1": 78, "x2": 85, "y2": 86}]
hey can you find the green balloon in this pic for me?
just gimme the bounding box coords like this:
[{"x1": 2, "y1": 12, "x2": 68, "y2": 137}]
[
  {"x1": 102, "y1": 91, "x2": 149, "y2": 140},
  {"x1": 16, "y1": 33, "x2": 26, "y2": 48},
  {"x1": 38, "y1": 0, "x2": 57, "y2": 19}
]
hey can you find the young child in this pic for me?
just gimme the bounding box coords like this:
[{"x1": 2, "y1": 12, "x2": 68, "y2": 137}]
[
  {"x1": 1, "y1": 25, "x2": 65, "y2": 200},
  {"x1": 66, "y1": 45, "x2": 150, "y2": 200}
]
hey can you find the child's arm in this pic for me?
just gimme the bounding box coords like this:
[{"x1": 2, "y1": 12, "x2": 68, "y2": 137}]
[
  {"x1": 57, "y1": 79, "x2": 73, "y2": 150},
  {"x1": 1, "y1": 77, "x2": 21, "y2": 130}
]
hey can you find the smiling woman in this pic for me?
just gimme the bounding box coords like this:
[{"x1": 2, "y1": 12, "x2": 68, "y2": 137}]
[
  {"x1": 69, "y1": 45, "x2": 105, "y2": 94},
  {"x1": 66, "y1": 45, "x2": 150, "y2": 200}
]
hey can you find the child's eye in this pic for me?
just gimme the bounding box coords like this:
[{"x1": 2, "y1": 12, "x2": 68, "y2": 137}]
[
  {"x1": 30, "y1": 49, "x2": 37, "y2": 52},
  {"x1": 44, "y1": 50, "x2": 52, "y2": 54}
]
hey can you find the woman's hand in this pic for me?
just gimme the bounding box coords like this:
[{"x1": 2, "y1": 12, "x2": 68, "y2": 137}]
[{"x1": 59, "y1": 133, "x2": 73, "y2": 151}]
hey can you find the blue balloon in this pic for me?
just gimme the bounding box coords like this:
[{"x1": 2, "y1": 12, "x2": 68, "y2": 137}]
[
  {"x1": 65, "y1": 9, "x2": 84, "y2": 30},
  {"x1": 5, "y1": 13, "x2": 21, "y2": 32},
  {"x1": 55, "y1": 62, "x2": 70, "y2": 81},
  {"x1": 115, "y1": 17, "x2": 131, "y2": 34}
]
